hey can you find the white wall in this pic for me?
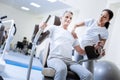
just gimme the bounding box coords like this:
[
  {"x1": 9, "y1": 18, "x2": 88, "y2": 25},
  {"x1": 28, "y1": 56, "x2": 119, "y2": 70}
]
[
  {"x1": 102, "y1": 2, "x2": 120, "y2": 69},
  {"x1": 60, "y1": 0, "x2": 107, "y2": 20},
  {"x1": 0, "y1": 3, "x2": 42, "y2": 45},
  {"x1": 104, "y1": 8, "x2": 120, "y2": 69}
]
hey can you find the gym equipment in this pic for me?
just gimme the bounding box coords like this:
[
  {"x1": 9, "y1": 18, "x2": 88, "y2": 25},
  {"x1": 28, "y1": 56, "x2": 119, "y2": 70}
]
[
  {"x1": 0, "y1": 16, "x2": 7, "y2": 45},
  {"x1": 94, "y1": 60, "x2": 120, "y2": 80},
  {"x1": 31, "y1": 15, "x2": 60, "y2": 44},
  {"x1": 26, "y1": 15, "x2": 51, "y2": 80},
  {"x1": 0, "y1": 16, "x2": 17, "y2": 72},
  {"x1": 77, "y1": 34, "x2": 104, "y2": 64}
]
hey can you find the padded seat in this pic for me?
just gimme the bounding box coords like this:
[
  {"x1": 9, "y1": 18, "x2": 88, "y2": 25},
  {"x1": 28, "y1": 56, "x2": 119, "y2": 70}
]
[{"x1": 42, "y1": 67, "x2": 80, "y2": 80}]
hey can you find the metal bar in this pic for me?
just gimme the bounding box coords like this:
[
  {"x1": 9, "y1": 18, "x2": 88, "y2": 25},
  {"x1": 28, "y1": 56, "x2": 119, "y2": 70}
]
[{"x1": 26, "y1": 15, "x2": 51, "y2": 80}]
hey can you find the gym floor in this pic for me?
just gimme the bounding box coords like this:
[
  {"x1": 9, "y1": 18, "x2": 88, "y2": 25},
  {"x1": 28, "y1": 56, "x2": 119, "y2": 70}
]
[{"x1": 0, "y1": 49, "x2": 43, "y2": 80}]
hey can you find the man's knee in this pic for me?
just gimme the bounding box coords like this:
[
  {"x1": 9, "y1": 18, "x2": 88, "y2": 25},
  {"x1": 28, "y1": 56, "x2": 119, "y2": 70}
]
[
  {"x1": 54, "y1": 66, "x2": 67, "y2": 80},
  {"x1": 56, "y1": 65, "x2": 67, "y2": 74},
  {"x1": 87, "y1": 72, "x2": 92, "y2": 80},
  {"x1": 81, "y1": 71, "x2": 92, "y2": 80}
]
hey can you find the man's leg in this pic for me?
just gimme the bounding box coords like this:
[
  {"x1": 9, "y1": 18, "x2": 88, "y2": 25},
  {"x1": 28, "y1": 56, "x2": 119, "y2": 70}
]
[
  {"x1": 47, "y1": 58, "x2": 67, "y2": 80},
  {"x1": 70, "y1": 64, "x2": 92, "y2": 80}
]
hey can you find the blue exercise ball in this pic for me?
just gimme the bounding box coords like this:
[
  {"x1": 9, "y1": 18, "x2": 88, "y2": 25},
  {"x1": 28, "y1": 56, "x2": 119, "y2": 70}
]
[{"x1": 94, "y1": 60, "x2": 120, "y2": 80}]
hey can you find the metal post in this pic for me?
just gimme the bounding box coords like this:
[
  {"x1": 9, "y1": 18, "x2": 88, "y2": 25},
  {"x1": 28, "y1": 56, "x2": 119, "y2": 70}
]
[
  {"x1": 26, "y1": 15, "x2": 51, "y2": 80},
  {"x1": 26, "y1": 29, "x2": 43, "y2": 80}
]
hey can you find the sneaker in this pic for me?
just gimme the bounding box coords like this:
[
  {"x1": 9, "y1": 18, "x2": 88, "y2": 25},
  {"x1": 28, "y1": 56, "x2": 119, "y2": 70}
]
[{"x1": 42, "y1": 67, "x2": 55, "y2": 77}]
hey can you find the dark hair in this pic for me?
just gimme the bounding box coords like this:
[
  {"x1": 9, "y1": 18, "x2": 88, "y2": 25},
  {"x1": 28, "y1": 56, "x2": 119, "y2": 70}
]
[
  {"x1": 104, "y1": 22, "x2": 110, "y2": 29},
  {"x1": 24, "y1": 37, "x2": 27, "y2": 39},
  {"x1": 102, "y1": 9, "x2": 114, "y2": 29}
]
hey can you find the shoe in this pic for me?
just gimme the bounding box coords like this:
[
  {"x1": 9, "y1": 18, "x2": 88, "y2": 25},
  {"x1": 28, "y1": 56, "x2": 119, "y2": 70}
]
[{"x1": 42, "y1": 67, "x2": 55, "y2": 77}]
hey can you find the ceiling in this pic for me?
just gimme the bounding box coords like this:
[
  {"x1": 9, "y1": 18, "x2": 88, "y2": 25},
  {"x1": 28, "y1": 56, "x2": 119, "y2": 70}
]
[{"x1": 0, "y1": 0, "x2": 71, "y2": 15}]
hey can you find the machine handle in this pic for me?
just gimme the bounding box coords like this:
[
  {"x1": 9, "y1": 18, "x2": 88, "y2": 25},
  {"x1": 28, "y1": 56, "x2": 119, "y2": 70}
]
[{"x1": 0, "y1": 16, "x2": 7, "y2": 19}]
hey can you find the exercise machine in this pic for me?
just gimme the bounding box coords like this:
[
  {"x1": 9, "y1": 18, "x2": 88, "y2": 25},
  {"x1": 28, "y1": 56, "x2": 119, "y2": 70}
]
[
  {"x1": 26, "y1": 15, "x2": 51, "y2": 80},
  {"x1": 0, "y1": 16, "x2": 17, "y2": 72}
]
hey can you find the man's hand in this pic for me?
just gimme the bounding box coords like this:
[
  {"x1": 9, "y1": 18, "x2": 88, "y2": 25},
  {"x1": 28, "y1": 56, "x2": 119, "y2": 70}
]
[
  {"x1": 71, "y1": 31, "x2": 78, "y2": 39},
  {"x1": 39, "y1": 22, "x2": 47, "y2": 30}
]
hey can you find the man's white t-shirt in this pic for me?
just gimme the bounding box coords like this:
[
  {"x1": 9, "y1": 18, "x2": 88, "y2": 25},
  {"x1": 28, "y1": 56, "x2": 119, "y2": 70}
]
[{"x1": 47, "y1": 25, "x2": 79, "y2": 60}]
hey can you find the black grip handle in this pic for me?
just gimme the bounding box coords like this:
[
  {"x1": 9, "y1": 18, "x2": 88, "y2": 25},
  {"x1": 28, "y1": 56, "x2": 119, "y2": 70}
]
[
  {"x1": 0, "y1": 16, "x2": 7, "y2": 19},
  {"x1": 13, "y1": 24, "x2": 17, "y2": 35},
  {"x1": 45, "y1": 15, "x2": 51, "y2": 23},
  {"x1": 98, "y1": 34, "x2": 102, "y2": 41}
]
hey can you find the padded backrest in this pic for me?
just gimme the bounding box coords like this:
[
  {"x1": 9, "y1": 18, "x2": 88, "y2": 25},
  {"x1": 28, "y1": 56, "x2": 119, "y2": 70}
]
[
  {"x1": 0, "y1": 25, "x2": 5, "y2": 45},
  {"x1": 31, "y1": 16, "x2": 61, "y2": 44},
  {"x1": 31, "y1": 25, "x2": 39, "y2": 42},
  {"x1": 13, "y1": 24, "x2": 17, "y2": 35},
  {"x1": 85, "y1": 46, "x2": 100, "y2": 59},
  {"x1": 54, "y1": 16, "x2": 61, "y2": 26},
  {"x1": 42, "y1": 42, "x2": 50, "y2": 67}
]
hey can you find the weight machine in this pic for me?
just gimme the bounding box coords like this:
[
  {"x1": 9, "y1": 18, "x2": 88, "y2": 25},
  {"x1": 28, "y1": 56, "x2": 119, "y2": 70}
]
[{"x1": 0, "y1": 16, "x2": 17, "y2": 72}]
